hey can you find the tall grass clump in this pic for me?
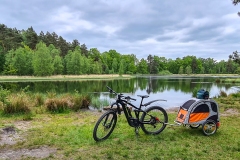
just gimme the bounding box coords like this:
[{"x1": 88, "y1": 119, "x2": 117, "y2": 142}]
[
  {"x1": 3, "y1": 93, "x2": 32, "y2": 114},
  {"x1": 45, "y1": 97, "x2": 70, "y2": 113},
  {"x1": 71, "y1": 94, "x2": 91, "y2": 111},
  {"x1": 90, "y1": 97, "x2": 110, "y2": 109},
  {"x1": 219, "y1": 90, "x2": 228, "y2": 97},
  {"x1": 44, "y1": 93, "x2": 91, "y2": 113},
  {"x1": 34, "y1": 93, "x2": 45, "y2": 106}
]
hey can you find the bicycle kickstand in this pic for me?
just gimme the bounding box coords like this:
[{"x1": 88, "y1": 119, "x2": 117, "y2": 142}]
[{"x1": 135, "y1": 126, "x2": 140, "y2": 136}]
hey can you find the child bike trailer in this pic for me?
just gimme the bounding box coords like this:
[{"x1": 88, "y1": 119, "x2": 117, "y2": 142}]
[{"x1": 175, "y1": 95, "x2": 220, "y2": 136}]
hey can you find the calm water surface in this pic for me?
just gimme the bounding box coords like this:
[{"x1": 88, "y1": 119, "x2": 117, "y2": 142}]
[{"x1": 1, "y1": 76, "x2": 239, "y2": 109}]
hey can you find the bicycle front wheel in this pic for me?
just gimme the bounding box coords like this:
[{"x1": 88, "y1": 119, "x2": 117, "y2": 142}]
[
  {"x1": 141, "y1": 106, "x2": 168, "y2": 135},
  {"x1": 93, "y1": 110, "x2": 117, "y2": 141}
]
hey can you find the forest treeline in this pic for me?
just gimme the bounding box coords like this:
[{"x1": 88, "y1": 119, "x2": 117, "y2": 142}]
[{"x1": 0, "y1": 23, "x2": 240, "y2": 76}]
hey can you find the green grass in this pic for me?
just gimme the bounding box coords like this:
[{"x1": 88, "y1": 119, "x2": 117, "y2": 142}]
[
  {"x1": 0, "y1": 109, "x2": 240, "y2": 160},
  {"x1": 1, "y1": 89, "x2": 240, "y2": 159},
  {"x1": 222, "y1": 78, "x2": 240, "y2": 83}
]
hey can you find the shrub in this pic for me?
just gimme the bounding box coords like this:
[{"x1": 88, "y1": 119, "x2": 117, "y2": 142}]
[{"x1": 215, "y1": 79, "x2": 221, "y2": 83}]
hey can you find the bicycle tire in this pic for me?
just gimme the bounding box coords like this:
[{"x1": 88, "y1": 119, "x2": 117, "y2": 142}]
[
  {"x1": 140, "y1": 106, "x2": 168, "y2": 135},
  {"x1": 93, "y1": 110, "x2": 117, "y2": 141}
]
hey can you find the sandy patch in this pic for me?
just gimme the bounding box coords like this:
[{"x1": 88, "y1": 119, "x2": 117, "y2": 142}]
[
  {"x1": 220, "y1": 108, "x2": 239, "y2": 116},
  {"x1": 0, "y1": 122, "x2": 57, "y2": 160},
  {"x1": 0, "y1": 147, "x2": 56, "y2": 160}
]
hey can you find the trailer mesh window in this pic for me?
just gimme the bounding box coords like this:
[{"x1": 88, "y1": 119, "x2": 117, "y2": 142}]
[{"x1": 181, "y1": 100, "x2": 196, "y2": 110}]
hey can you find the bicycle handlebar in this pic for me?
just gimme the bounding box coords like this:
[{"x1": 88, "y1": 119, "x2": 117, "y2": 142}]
[{"x1": 106, "y1": 86, "x2": 136, "y2": 101}]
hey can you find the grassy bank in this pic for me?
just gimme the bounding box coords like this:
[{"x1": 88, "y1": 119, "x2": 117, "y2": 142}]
[
  {"x1": 0, "y1": 74, "x2": 134, "y2": 82},
  {"x1": 0, "y1": 92, "x2": 240, "y2": 159}
]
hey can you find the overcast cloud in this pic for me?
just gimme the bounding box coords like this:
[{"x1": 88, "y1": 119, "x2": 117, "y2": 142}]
[{"x1": 1, "y1": 0, "x2": 240, "y2": 61}]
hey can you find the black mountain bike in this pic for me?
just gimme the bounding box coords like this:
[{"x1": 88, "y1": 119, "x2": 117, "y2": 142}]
[{"x1": 93, "y1": 86, "x2": 168, "y2": 141}]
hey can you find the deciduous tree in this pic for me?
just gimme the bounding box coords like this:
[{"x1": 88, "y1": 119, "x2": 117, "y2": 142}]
[{"x1": 32, "y1": 41, "x2": 53, "y2": 76}]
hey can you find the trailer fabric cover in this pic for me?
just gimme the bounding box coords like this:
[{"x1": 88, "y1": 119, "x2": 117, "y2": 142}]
[
  {"x1": 176, "y1": 108, "x2": 188, "y2": 123},
  {"x1": 189, "y1": 104, "x2": 209, "y2": 123},
  {"x1": 176, "y1": 100, "x2": 196, "y2": 123}
]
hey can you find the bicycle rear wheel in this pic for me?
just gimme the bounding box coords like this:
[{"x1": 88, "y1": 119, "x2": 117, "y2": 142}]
[
  {"x1": 140, "y1": 106, "x2": 168, "y2": 134},
  {"x1": 93, "y1": 110, "x2": 117, "y2": 141}
]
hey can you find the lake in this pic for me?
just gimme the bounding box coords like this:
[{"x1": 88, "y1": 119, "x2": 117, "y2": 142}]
[{"x1": 0, "y1": 76, "x2": 239, "y2": 109}]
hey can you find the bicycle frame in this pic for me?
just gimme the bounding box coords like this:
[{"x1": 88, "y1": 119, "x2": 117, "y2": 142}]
[
  {"x1": 112, "y1": 93, "x2": 166, "y2": 128},
  {"x1": 114, "y1": 99, "x2": 142, "y2": 127}
]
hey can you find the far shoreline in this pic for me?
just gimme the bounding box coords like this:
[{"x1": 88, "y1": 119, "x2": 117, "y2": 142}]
[
  {"x1": 0, "y1": 74, "x2": 239, "y2": 82},
  {"x1": 0, "y1": 74, "x2": 134, "y2": 82}
]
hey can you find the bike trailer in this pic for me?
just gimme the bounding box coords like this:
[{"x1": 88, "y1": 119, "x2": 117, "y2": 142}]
[{"x1": 175, "y1": 97, "x2": 220, "y2": 136}]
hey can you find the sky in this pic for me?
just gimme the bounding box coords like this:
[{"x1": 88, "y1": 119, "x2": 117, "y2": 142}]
[{"x1": 1, "y1": 0, "x2": 240, "y2": 61}]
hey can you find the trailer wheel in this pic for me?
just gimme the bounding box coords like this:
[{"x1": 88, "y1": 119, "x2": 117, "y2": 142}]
[
  {"x1": 190, "y1": 124, "x2": 200, "y2": 129},
  {"x1": 202, "y1": 120, "x2": 217, "y2": 136}
]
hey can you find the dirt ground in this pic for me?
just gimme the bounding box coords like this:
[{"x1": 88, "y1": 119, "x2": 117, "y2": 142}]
[
  {"x1": 0, "y1": 121, "x2": 57, "y2": 160},
  {"x1": 0, "y1": 109, "x2": 239, "y2": 160}
]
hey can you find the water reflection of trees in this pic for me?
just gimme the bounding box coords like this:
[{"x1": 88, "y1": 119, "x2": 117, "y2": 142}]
[{"x1": 0, "y1": 77, "x2": 233, "y2": 96}]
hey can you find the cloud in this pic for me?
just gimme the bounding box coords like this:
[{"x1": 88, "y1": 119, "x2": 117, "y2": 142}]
[{"x1": 0, "y1": 0, "x2": 240, "y2": 61}]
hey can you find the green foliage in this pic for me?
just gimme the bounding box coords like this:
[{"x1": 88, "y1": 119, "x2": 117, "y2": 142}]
[
  {"x1": 229, "y1": 50, "x2": 240, "y2": 64},
  {"x1": 3, "y1": 49, "x2": 18, "y2": 75},
  {"x1": 32, "y1": 41, "x2": 54, "y2": 76},
  {"x1": 22, "y1": 26, "x2": 38, "y2": 50},
  {"x1": 137, "y1": 58, "x2": 148, "y2": 74},
  {"x1": 158, "y1": 70, "x2": 172, "y2": 75},
  {"x1": 185, "y1": 65, "x2": 192, "y2": 74},
  {"x1": 192, "y1": 87, "x2": 198, "y2": 97},
  {"x1": 90, "y1": 97, "x2": 109, "y2": 109},
  {"x1": 118, "y1": 59, "x2": 125, "y2": 75},
  {"x1": 236, "y1": 67, "x2": 240, "y2": 74},
  {"x1": 65, "y1": 46, "x2": 83, "y2": 74},
  {"x1": 1, "y1": 23, "x2": 240, "y2": 76},
  {"x1": 0, "y1": 85, "x2": 10, "y2": 103},
  {"x1": 0, "y1": 53, "x2": 5, "y2": 74},
  {"x1": 231, "y1": 92, "x2": 240, "y2": 98},
  {"x1": 12, "y1": 47, "x2": 33, "y2": 75},
  {"x1": 53, "y1": 55, "x2": 64, "y2": 75},
  {"x1": 178, "y1": 66, "x2": 184, "y2": 74}
]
